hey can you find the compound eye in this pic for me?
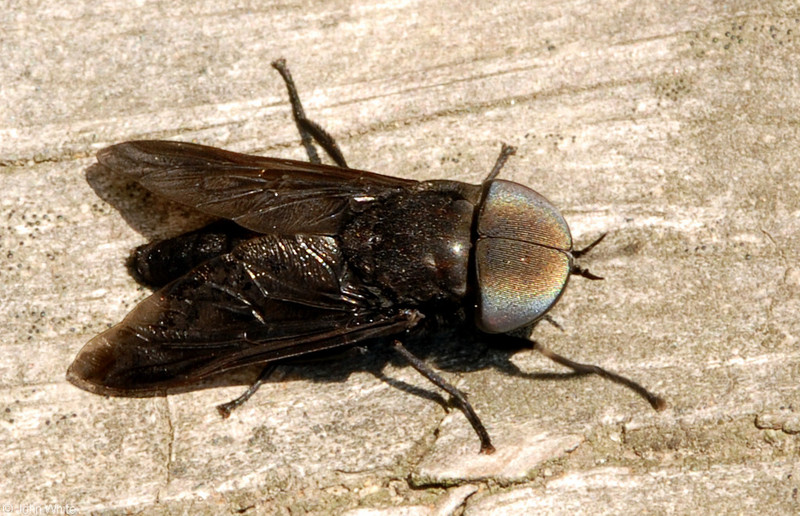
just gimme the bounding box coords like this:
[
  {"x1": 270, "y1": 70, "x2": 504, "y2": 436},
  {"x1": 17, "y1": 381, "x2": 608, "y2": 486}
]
[
  {"x1": 478, "y1": 180, "x2": 572, "y2": 251},
  {"x1": 475, "y1": 239, "x2": 571, "y2": 333}
]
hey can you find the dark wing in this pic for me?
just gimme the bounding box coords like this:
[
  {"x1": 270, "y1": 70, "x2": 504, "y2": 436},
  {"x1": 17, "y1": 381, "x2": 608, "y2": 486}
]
[
  {"x1": 97, "y1": 140, "x2": 417, "y2": 234},
  {"x1": 67, "y1": 235, "x2": 421, "y2": 395}
]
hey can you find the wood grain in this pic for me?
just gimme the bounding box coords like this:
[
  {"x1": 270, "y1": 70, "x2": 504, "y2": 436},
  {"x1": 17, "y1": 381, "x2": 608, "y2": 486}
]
[{"x1": 2, "y1": 1, "x2": 799, "y2": 513}]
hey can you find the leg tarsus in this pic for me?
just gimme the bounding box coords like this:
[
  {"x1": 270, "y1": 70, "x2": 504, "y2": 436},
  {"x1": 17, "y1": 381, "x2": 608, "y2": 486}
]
[
  {"x1": 531, "y1": 340, "x2": 667, "y2": 411},
  {"x1": 271, "y1": 58, "x2": 348, "y2": 168},
  {"x1": 484, "y1": 144, "x2": 517, "y2": 182},
  {"x1": 217, "y1": 364, "x2": 278, "y2": 418},
  {"x1": 393, "y1": 340, "x2": 495, "y2": 454}
]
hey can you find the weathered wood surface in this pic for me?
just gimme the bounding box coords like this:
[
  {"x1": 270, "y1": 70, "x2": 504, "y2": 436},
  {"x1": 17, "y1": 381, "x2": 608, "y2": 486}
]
[{"x1": 2, "y1": 1, "x2": 798, "y2": 514}]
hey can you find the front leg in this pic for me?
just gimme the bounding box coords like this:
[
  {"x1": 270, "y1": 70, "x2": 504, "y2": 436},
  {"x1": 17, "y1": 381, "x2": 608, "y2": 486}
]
[{"x1": 500, "y1": 334, "x2": 667, "y2": 411}]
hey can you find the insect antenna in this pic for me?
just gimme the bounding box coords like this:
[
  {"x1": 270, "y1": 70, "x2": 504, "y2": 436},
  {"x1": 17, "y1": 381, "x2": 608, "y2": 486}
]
[{"x1": 572, "y1": 233, "x2": 608, "y2": 280}]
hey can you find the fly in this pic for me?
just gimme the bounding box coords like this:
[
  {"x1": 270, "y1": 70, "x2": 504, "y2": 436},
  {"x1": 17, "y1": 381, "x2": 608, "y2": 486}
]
[{"x1": 68, "y1": 59, "x2": 665, "y2": 454}]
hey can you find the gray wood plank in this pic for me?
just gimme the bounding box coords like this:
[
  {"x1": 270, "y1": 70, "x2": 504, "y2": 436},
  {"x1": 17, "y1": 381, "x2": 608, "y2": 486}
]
[{"x1": 2, "y1": 1, "x2": 798, "y2": 514}]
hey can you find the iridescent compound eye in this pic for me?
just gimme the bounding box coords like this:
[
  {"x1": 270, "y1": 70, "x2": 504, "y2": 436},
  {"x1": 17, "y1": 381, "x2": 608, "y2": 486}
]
[{"x1": 475, "y1": 179, "x2": 573, "y2": 334}]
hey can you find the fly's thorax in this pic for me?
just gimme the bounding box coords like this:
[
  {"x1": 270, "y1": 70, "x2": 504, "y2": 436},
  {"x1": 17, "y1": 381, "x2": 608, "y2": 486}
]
[
  {"x1": 474, "y1": 179, "x2": 574, "y2": 334},
  {"x1": 340, "y1": 190, "x2": 475, "y2": 305}
]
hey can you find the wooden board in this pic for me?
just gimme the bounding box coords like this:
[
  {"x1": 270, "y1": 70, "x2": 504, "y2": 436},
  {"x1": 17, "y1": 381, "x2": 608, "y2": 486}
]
[{"x1": 2, "y1": 1, "x2": 799, "y2": 513}]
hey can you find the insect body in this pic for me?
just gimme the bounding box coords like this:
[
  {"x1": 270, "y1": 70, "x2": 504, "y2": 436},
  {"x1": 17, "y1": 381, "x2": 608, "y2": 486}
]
[{"x1": 68, "y1": 60, "x2": 664, "y2": 454}]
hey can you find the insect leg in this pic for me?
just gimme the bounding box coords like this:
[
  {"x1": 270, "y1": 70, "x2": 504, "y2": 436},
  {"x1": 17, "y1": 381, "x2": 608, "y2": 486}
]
[
  {"x1": 531, "y1": 340, "x2": 667, "y2": 411},
  {"x1": 271, "y1": 59, "x2": 348, "y2": 168},
  {"x1": 541, "y1": 315, "x2": 565, "y2": 331},
  {"x1": 216, "y1": 363, "x2": 279, "y2": 418},
  {"x1": 392, "y1": 340, "x2": 495, "y2": 454},
  {"x1": 483, "y1": 143, "x2": 517, "y2": 182}
]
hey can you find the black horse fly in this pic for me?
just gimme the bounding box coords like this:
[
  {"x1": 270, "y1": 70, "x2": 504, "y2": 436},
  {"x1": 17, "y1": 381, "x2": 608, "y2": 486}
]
[{"x1": 68, "y1": 59, "x2": 665, "y2": 454}]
